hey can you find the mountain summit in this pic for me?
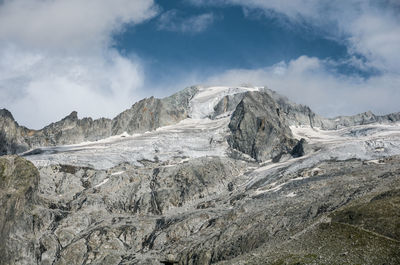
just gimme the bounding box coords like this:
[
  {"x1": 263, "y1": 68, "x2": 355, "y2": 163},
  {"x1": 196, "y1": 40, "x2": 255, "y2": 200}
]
[{"x1": 1, "y1": 86, "x2": 400, "y2": 264}]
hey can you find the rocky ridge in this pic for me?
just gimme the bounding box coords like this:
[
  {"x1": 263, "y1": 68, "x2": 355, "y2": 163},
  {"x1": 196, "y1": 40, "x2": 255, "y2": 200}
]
[
  {"x1": 0, "y1": 85, "x2": 400, "y2": 265},
  {"x1": 0, "y1": 86, "x2": 198, "y2": 156}
]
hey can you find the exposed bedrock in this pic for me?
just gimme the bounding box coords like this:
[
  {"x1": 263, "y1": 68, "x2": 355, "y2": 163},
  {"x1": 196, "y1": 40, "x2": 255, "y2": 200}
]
[
  {"x1": 227, "y1": 91, "x2": 297, "y2": 162},
  {"x1": 0, "y1": 156, "x2": 40, "y2": 265},
  {"x1": 2, "y1": 86, "x2": 400, "y2": 159},
  {"x1": 1, "y1": 154, "x2": 400, "y2": 264},
  {"x1": 263, "y1": 87, "x2": 400, "y2": 129},
  {"x1": 0, "y1": 109, "x2": 30, "y2": 155},
  {"x1": 0, "y1": 86, "x2": 198, "y2": 155}
]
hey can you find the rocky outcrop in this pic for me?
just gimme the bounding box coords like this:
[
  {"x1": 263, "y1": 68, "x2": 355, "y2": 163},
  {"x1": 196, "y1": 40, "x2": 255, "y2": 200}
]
[
  {"x1": 1, "y1": 146, "x2": 400, "y2": 264},
  {"x1": 0, "y1": 86, "x2": 198, "y2": 154},
  {"x1": 331, "y1": 111, "x2": 400, "y2": 129},
  {"x1": 24, "y1": 156, "x2": 248, "y2": 264},
  {"x1": 262, "y1": 87, "x2": 400, "y2": 129},
  {"x1": 19, "y1": 154, "x2": 399, "y2": 265},
  {"x1": 112, "y1": 86, "x2": 197, "y2": 135},
  {"x1": 228, "y1": 91, "x2": 297, "y2": 162},
  {"x1": 0, "y1": 156, "x2": 40, "y2": 265},
  {"x1": 1, "y1": 85, "x2": 400, "y2": 265},
  {"x1": 0, "y1": 109, "x2": 30, "y2": 155},
  {"x1": 211, "y1": 93, "x2": 245, "y2": 119},
  {"x1": 2, "y1": 85, "x2": 400, "y2": 157},
  {"x1": 26, "y1": 111, "x2": 113, "y2": 147}
]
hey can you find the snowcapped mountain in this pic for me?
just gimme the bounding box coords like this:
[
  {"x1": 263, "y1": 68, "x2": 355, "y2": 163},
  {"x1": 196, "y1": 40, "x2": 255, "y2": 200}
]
[
  {"x1": 4, "y1": 85, "x2": 399, "y2": 169},
  {"x1": 1, "y1": 86, "x2": 400, "y2": 264}
]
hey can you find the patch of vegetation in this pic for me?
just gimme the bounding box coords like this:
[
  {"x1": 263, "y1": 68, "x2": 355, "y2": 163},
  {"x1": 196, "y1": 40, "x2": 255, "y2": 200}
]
[
  {"x1": 0, "y1": 156, "x2": 39, "y2": 196},
  {"x1": 271, "y1": 253, "x2": 318, "y2": 265},
  {"x1": 330, "y1": 189, "x2": 400, "y2": 241},
  {"x1": 58, "y1": 164, "x2": 92, "y2": 174}
]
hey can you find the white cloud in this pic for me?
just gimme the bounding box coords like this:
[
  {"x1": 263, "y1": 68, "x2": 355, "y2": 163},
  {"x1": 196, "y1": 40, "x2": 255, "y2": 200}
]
[
  {"x1": 0, "y1": 0, "x2": 158, "y2": 51},
  {"x1": 348, "y1": 10, "x2": 400, "y2": 72},
  {"x1": 0, "y1": 0, "x2": 158, "y2": 129},
  {"x1": 0, "y1": 45, "x2": 145, "y2": 128},
  {"x1": 157, "y1": 10, "x2": 214, "y2": 33},
  {"x1": 191, "y1": 0, "x2": 400, "y2": 75},
  {"x1": 191, "y1": 0, "x2": 400, "y2": 116},
  {"x1": 204, "y1": 56, "x2": 400, "y2": 118}
]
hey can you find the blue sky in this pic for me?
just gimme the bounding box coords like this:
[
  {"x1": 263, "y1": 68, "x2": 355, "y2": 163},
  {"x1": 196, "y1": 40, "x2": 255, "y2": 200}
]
[
  {"x1": 114, "y1": 1, "x2": 350, "y2": 92},
  {"x1": 0, "y1": 0, "x2": 399, "y2": 128}
]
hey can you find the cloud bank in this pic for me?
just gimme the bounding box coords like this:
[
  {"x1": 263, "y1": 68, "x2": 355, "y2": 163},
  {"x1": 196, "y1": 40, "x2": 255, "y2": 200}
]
[
  {"x1": 192, "y1": 0, "x2": 400, "y2": 117},
  {"x1": 0, "y1": 0, "x2": 157, "y2": 129},
  {"x1": 205, "y1": 56, "x2": 400, "y2": 117}
]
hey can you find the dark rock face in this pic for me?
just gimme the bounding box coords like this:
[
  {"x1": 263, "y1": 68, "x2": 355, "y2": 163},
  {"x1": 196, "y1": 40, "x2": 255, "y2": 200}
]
[
  {"x1": 0, "y1": 156, "x2": 40, "y2": 265},
  {"x1": 262, "y1": 88, "x2": 327, "y2": 128},
  {"x1": 0, "y1": 109, "x2": 30, "y2": 155},
  {"x1": 228, "y1": 91, "x2": 297, "y2": 162},
  {"x1": 291, "y1": 138, "x2": 307, "y2": 158}
]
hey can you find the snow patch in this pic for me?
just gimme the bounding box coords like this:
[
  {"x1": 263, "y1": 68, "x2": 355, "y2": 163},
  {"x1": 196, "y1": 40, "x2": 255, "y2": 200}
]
[
  {"x1": 94, "y1": 178, "x2": 109, "y2": 188},
  {"x1": 189, "y1": 86, "x2": 259, "y2": 119},
  {"x1": 367, "y1": 159, "x2": 385, "y2": 165},
  {"x1": 285, "y1": 192, "x2": 296, "y2": 198},
  {"x1": 111, "y1": 171, "x2": 125, "y2": 176}
]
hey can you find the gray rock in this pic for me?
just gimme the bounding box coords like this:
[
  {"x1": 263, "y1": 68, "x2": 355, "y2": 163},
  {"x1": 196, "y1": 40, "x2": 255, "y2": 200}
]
[
  {"x1": 211, "y1": 93, "x2": 245, "y2": 119},
  {"x1": 228, "y1": 91, "x2": 297, "y2": 162},
  {"x1": 0, "y1": 86, "x2": 198, "y2": 153},
  {"x1": 262, "y1": 87, "x2": 400, "y2": 129},
  {"x1": 1, "y1": 154, "x2": 400, "y2": 264},
  {"x1": 0, "y1": 109, "x2": 30, "y2": 155},
  {"x1": 0, "y1": 156, "x2": 39, "y2": 265},
  {"x1": 291, "y1": 138, "x2": 307, "y2": 158},
  {"x1": 1, "y1": 85, "x2": 400, "y2": 265},
  {"x1": 26, "y1": 111, "x2": 113, "y2": 147}
]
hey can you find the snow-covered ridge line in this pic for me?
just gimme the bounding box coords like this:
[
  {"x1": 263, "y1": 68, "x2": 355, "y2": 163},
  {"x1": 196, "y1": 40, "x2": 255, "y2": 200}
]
[
  {"x1": 189, "y1": 86, "x2": 260, "y2": 119},
  {"x1": 290, "y1": 123, "x2": 400, "y2": 144},
  {"x1": 18, "y1": 85, "x2": 400, "y2": 171}
]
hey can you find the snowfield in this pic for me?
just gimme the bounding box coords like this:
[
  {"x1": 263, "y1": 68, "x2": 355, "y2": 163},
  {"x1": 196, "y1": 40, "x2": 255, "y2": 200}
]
[
  {"x1": 23, "y1": 117, "x2": 231, "y2": 169},
  {"x1": 23, "y1": 86, "x2": 400, "y2": 172}
]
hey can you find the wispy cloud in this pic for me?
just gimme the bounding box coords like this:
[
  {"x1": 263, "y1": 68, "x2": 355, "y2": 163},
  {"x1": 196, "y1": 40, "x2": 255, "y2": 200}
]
[{"x1": 157, "y1": 10, "x2": 215, "y2": 33}]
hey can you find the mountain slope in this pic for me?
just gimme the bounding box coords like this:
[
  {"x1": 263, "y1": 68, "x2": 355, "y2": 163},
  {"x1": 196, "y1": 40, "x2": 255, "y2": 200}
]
[
  {"x1": 1, "y1": 85, "x2": 400, "y2": 265},
  {"x1": 0, "y1": 86, "x2": 198, "y2": 155}
]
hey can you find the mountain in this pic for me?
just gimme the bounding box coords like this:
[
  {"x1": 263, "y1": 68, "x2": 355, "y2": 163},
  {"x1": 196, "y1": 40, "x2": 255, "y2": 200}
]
[
  {"x1": 1, "y1": 86, "x2": 400, "y2": 265},
  {"x1": 0, "y1": 86, "x2": 198, "y2": 156}
]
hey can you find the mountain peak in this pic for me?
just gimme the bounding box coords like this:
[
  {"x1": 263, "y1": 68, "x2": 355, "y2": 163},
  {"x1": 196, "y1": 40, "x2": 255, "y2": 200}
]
[
  {"x1": 63, "y1": 111, "x2": 78, "y2": 121},
  {"x1": 0, "y1": 108, "x2": 15, "y2": 120}
]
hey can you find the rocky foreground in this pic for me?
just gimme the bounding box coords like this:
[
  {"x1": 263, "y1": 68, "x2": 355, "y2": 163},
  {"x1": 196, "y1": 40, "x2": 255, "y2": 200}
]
[{"x1": 1, "y1": 86, "x2": 400, "y2": 265}]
